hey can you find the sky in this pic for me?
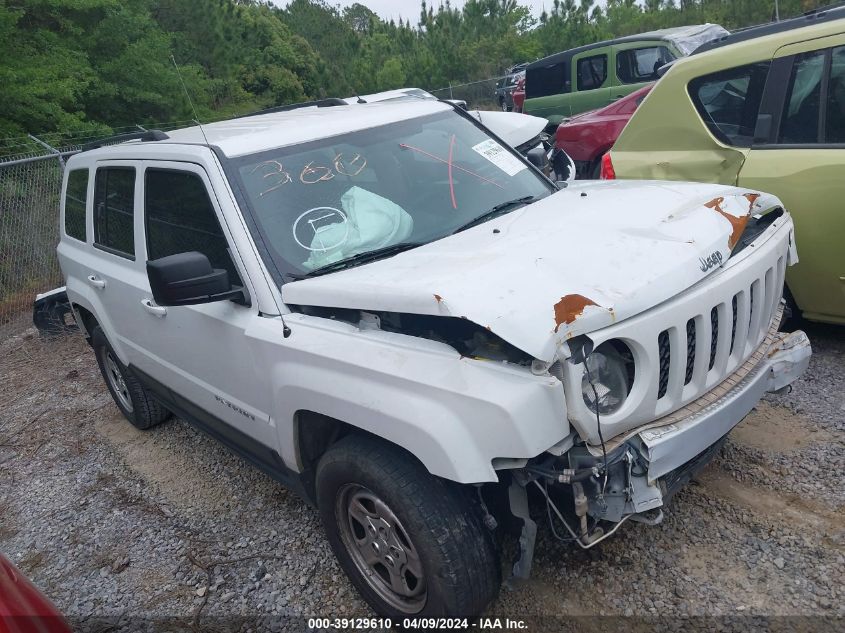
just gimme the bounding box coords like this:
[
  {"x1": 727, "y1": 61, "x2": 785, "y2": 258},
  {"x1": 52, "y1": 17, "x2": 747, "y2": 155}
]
[{"x1": 274, "y1": 1, "x2": 552, "y2": 23}]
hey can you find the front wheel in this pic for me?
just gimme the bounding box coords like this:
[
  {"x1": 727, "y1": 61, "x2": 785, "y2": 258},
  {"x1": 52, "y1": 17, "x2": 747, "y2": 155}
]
[{"x1": 316, "y1": 436, "x2": 500, "y2": 618}]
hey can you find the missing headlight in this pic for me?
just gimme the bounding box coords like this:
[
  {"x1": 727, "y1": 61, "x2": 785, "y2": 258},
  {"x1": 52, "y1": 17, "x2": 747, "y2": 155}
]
[{"x1": 581, "y1": 340, "x2": 635, "y2": 415}]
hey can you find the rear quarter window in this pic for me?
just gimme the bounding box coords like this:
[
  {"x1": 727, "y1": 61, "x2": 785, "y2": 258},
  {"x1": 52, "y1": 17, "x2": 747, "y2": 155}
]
[
  {"x1": 688, "y1": 62, "x2": 770, "y2": 147},
  {"x1": 64, "y1": 169, "x2": 88, "y2": 241}
]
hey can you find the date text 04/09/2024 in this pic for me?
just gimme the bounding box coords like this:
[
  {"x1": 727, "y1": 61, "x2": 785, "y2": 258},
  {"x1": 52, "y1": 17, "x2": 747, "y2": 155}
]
[{"x1": 307, "y1": 618, "x2": 528, "y2": 629}]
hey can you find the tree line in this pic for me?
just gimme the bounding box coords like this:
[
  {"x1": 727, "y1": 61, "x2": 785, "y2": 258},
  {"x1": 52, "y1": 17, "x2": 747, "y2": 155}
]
[{"x1": 0, "y1": 0, "x2": 825, "y2": 142}]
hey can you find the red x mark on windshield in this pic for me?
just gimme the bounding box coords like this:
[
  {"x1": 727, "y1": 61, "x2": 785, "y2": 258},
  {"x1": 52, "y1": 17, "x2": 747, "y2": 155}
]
[{"x1": 399, "y1": 137, "x2": 504, "y2": 209}]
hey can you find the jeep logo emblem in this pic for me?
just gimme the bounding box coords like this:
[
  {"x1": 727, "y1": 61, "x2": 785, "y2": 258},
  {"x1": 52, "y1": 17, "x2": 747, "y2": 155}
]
[{"x1": 699, "y1": 251, "x2": 724, "y2": 272}]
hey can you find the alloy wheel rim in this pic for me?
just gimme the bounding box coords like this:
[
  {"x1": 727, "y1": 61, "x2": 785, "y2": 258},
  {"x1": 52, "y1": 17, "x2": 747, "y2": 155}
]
[
  {"x1": 105, "y1": 352, "x2": 133, "y2": 412},
  {"x1": 335, "y1": 483, "x2": 426, "y2": 613}
]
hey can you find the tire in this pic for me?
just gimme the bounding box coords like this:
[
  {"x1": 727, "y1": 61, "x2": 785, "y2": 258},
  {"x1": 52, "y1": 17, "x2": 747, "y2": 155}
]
[
  {"x1": 780, "y1": 284, "x2": 803, "y2": 332},
  {"x1": 316, "y1": 435, "x2": 500, "y2": 619},
  {"x1": 91, "y1": 326, "x2": 171, "y2": 430},
  {"x1": 589, "y1": 156, "x2": 603, "y2": 180}
]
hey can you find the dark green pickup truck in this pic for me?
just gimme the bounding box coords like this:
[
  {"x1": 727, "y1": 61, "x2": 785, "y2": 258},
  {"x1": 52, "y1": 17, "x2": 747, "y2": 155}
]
[{"x1": 524, "y1": 24, "x2": 727, "y2": 126}]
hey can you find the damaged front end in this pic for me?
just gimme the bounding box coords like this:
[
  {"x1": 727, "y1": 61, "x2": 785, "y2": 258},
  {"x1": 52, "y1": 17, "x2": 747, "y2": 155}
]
[
  {"x1": 499, "y1": 202, "x2": 812, "y2": 581},
  {"x1": 504, "y1": 315, "x2": 810, "y2": 581}
]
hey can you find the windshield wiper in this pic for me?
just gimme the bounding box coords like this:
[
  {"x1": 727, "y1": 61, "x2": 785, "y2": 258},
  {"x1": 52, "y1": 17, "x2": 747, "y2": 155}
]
[
  {"x1": 297, "y1": 242, "x2": 423, "y2": 278},
  {"x1": 452, "y1": 195, "x2": 538, "y2": 234}
]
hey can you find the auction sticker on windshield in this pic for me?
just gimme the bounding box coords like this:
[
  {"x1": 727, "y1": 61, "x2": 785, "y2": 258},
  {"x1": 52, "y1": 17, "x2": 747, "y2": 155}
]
[{"x1": 472, "y1": 139, "x2": 526, "y2": 176}]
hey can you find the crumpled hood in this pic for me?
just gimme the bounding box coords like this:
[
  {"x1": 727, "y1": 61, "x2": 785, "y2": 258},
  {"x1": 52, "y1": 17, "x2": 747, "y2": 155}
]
[
  {"x1": 282, "y1": 180, "x2": 778, "y2": 362},
  {"x1": 469, "y1": 110, "x2": 547, "y2": 148}
]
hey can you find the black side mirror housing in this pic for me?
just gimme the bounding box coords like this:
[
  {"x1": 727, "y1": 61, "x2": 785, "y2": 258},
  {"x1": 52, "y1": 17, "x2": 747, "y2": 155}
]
[
  {"x1": 147, "y1": 251, "x2": 243, "y2": 306},
  {"x1": 526, "y1": 146, "x2": 546, "y2": 170}
]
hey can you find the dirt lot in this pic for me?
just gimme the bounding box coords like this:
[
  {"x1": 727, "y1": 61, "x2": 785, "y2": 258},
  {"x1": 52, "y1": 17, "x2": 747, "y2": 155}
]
[{"x1": 0, "y1": 320, "x2": 843, "y2": 630}]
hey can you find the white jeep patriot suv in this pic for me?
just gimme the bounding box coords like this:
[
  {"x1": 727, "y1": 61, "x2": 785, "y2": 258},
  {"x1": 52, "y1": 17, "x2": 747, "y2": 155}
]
[{"x1": 58, "y1": 98, "x2": 811, "y2": 619}]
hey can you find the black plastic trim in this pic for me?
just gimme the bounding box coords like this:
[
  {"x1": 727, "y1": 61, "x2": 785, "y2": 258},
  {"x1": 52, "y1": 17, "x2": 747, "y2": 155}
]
[
  {"x1": 92, "y1": 242, "x2": 136, "y2": 261},
  {"x1": 83, "y1": 130, "x2": 169, "y2": 151},
  {"x1": 233, "y1": 98, "x2": 348, "y2": 120}
]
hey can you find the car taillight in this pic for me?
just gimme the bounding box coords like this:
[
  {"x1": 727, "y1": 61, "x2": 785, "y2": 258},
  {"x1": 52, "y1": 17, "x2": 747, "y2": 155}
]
[{"x1": 600, "y1": 152, "x2": 616, "y2": 180}]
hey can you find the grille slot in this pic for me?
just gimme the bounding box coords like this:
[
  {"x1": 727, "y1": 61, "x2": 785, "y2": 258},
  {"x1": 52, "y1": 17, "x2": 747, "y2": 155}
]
[
  {"x1": 709, "y1": 307, "x2": 719, "y2": 370},
  {"x1": 730, "y1": 293, "x2": 739, "y2": 354},
  {"x1": 684, "y1": 319, "x2": 696, "y2": 385},
  {"x1": 657, "y1": 330, "x2": 670, "y2": 399}
]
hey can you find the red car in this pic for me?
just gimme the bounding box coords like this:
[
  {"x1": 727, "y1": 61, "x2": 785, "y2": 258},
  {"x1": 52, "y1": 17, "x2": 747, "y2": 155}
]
[
  {"x1": 512, "y1": 76, "x2": 525, "y2": 113},
  {"x1": 554, "y1": 83, "x2": 654, "y2": 179},
  {"x1": 0, "y1": 554, "x2": 71, "y2": 633}
]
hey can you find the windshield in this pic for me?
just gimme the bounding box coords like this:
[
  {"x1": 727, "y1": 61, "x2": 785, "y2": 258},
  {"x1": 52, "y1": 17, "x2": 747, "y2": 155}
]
[{"x1": 231, "y1": 110, "x2": 553, "y2": 278}]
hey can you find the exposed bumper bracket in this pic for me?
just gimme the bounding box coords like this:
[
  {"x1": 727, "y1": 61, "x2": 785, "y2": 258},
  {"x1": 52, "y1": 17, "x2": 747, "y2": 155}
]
[
  {"x1": 506, "y1": 478, "x2": 536, "y2": 582},
  {"x1": 765, "y1": 330, "x2": 811, "y2": 392}
]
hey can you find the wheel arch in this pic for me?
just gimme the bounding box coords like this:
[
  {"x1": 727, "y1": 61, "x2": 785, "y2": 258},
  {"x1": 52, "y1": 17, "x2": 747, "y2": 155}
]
[{"x1": 293, "y1": 409, "x2": 469, "y2": 502}]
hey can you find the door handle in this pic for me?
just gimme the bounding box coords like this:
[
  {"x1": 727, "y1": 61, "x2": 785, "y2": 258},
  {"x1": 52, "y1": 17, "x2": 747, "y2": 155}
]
[
  {"x1": 87, "y1": 275, "x2": 106, "y2": 289},
  {"x1": 141, "y1": 298, "x2": 167, "y2": 318}
]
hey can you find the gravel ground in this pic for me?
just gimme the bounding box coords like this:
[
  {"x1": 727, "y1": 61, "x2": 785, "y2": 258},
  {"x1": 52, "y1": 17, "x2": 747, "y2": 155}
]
[{"x1": 0, "y1": 321, "x2": 842, "y2": 631}]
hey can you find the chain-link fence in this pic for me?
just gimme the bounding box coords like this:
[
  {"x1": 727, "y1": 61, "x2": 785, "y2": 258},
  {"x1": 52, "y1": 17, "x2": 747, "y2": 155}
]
[
  {"x1": 0, "y1": 150, "x2": 70, "y2": 330},
  {"x1": 0, "y1": 123, "x2": 198, "y2": 331},
  {"x1": 429, "y1": 77, "x2": 504, "y2": 111}
]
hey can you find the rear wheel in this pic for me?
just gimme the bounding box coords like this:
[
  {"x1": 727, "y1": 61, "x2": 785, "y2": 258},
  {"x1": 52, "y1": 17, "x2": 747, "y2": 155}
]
[
  {"x1": 92, "y1": 326, "x2": 171, "y2": 430},
  {"x1": 316, "y1": 435, "x2": 500, "y2": 618}
]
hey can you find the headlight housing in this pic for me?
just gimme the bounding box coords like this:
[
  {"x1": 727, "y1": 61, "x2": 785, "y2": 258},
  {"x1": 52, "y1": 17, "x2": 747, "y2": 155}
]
[{"x1": 581, "y1": 340, "x2": 635, "y2": 415}]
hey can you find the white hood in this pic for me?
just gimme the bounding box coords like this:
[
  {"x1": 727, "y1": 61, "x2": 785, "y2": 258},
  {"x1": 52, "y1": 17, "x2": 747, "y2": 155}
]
[
  {"x1": 282, "y1": 180, "x2": 776, "y2": 362},
  {"x1": 469, "y1": 110, "x2": 547, "y2": 148}
]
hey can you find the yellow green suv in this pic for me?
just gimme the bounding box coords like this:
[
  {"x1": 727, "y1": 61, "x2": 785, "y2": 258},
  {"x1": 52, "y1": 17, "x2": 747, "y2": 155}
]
[{"x1": 606, "y1": 6, "x2": 845, "y2": 325}]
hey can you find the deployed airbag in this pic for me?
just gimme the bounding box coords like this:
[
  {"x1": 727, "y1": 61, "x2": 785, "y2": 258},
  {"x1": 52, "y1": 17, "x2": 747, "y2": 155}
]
[{"x1": 303, "y1": 186, "x2": 414, "y2": 270}]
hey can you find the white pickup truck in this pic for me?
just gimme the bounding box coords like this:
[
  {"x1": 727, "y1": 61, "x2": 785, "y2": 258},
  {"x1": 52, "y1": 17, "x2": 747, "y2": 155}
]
[{"x1": 57, "y1": 98, "x2": 810, "y2": 619}]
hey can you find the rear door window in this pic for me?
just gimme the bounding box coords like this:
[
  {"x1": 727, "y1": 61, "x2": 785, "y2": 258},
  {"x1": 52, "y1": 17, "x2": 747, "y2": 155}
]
[
  {"x1": 64, "y1": 169, "x2": 88, "y2": 242},
  {"x1": 144, "y1": 169, "x2": 241, "y2": 285},
  {"x1": 616, "y1": 46, "x2": 674, "y2": 84},
  {"x1": 94, "y1": 167, "x2": 136, "y2": 258},
  {"x1": 576, "y1": 54, "x2": 608, "y2": 91},
  {"x1": 779, "y1": 50, "x2": 825, "y2": 144},
  {"x1": 526, "y1": 62, "x2": 569, "y2": 98},
  {"x1": 689, "y1": 62, "x2": 770, "y2": 147},
  {"x1": 825, "y1": 46, "x2": 845, "y2": 143}
]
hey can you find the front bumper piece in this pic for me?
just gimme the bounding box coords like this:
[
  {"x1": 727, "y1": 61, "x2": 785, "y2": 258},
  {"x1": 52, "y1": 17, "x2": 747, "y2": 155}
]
[
  {"x1": 636, "y1": 328, "x2": 811, "y2": 485},
  {"x1": 507, "y1": 319, "x2": 810, "y2": 581}
]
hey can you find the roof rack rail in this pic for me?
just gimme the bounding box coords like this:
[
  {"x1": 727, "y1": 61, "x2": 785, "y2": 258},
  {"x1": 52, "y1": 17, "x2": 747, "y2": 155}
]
[
  {"x1": 233, "y1": 98, "x2": 347, "y2": 119},
  {"x1": 692, "y1": 2, "x2": 845, "y2": 55},
  {"x1": 82, "y1": 129, "x2": 169, "y2": 151}
]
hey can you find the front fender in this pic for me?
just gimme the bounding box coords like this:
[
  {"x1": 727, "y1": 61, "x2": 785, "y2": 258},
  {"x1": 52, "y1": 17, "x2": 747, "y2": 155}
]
[{"x1": 246, "y1": 314, "x2": 571, "y2": 484}]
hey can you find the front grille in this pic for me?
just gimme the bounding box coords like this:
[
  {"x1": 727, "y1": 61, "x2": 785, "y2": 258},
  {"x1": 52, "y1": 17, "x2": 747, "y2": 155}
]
[
  {"x1": 655, "y1": 255, "x2": 785, "y2": 405},
  {"x1": 684, "y1": 319, "x2": 696, "y2": 385}
]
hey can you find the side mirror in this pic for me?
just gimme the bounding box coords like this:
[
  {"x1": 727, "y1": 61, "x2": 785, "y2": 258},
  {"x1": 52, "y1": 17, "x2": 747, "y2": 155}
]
[
  {"x1": 147, "y1": 251, "x2": 242, "y2": 306},
  {"x1": 525, "y1": 146, "x2": 546, "y2": 170},
  {"x1": 753, "y1": 114, "x2": 773, "y2": 144}
]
